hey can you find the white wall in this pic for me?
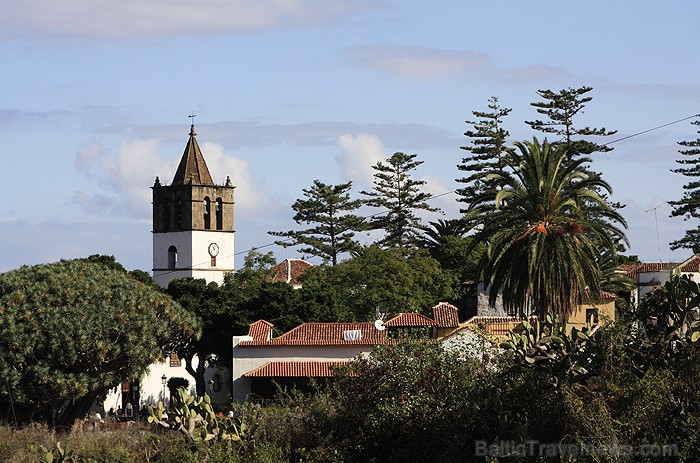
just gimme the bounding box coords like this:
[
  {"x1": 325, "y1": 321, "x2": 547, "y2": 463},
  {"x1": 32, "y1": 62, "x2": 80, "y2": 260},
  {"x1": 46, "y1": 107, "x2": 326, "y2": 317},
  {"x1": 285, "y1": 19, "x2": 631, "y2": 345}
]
[
  {"x1": 153, "y1": 230, "x2": 234, "y2": 287},
  {"x1": 231, "y1": 336, "x2": 371, "y2": 403},
  {"x1": 100, "y1": 355, "x2": 230, "y2": 416}
]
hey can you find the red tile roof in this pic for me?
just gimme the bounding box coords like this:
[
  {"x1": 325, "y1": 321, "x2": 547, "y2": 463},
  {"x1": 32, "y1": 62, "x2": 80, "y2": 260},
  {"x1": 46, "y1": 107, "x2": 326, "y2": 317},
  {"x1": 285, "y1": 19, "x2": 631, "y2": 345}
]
[
  {"x1": 432, "y1": 302, "x2": 460, "y2": 327},
  {"x1": 238, "y1": 321, "x2": 392, "y2": 346},
  {"x1": 270, "y1": 259, "x2": 313, "y2": 285},
  {"x1": 244, "y1": 361, "x2": 349, "y2": 377},
  {"x1": 636, "y1": 262, "x2": 680, "y2": 273},
  {"x1": 679, "y1": 255, "x2": 700, "y2": 272},
  {"x1": 620, "y1": 256, "x2": 700, "y2": 280},
  {"x1": 384, "y1": 312, "x2": 437, "y2": 327},
  {"x1": 248, "y1": 320, "x2": 274, "y2": 341},
  {"x1": 619, "y1": 263, "x2": 642, "y2": 279},
  {"x1": 581, "y1": 289, "x2": 617, "y2": 302}
]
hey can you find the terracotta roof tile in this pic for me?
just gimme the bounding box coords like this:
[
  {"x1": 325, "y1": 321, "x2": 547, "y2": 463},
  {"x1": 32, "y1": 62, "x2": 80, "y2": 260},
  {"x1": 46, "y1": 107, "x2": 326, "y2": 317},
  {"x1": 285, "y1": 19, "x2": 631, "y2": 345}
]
[
  {"x1": 679, "y1": 255, "x2": 700, "y2": 272},
  {"x1": 384, "y1": 312, "x2": 437, "y2": 327},
  {"x1": 244, "y1": 361, "x2": 349, "y2": 377},
  {"x1": 432, "y1": 302, "x2": 460, "y2": 327},
  {"x1": 582, "y1": 289, "x2": 617, "y2": 302},
  {"x1": 270, "y1": 259, "x2": 314, "y2": 285},
  {"x1": 619, "y1": 263, "x2": 642, "y2": 279},
  {"x1": 238, "y1": 321, "x2": 392, "y2": 346},
  {"x1": 248, "y1": 320, "x2": 274, "y2": 341},
  {"x1": 636, "y1": 262, "x2": 681, "y2": 273}
]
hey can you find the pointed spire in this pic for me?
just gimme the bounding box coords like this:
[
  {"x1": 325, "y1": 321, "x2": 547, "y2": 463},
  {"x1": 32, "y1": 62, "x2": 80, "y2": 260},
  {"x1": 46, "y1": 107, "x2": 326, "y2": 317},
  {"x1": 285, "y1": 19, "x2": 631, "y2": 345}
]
[{"x1": 171, "y1": 123, "x2": 214, "y2": 186}]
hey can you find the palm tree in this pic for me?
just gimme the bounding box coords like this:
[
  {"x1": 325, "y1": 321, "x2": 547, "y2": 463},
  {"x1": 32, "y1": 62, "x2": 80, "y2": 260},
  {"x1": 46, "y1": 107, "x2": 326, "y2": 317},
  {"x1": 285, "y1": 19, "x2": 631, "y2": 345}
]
[{"x1": 470, "y1": 138, "x2": 627, "y2": 318}]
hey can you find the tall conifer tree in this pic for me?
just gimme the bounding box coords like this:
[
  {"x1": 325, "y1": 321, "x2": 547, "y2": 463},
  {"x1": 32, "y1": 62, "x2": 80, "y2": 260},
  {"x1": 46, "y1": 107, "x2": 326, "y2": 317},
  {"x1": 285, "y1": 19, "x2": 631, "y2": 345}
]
[
  {"x1": 269, "y1": 180, "x2": 364, "y2": 265},
  {"x1": 362, "y1": 152, "x2": 440, "y2": 250},
  {"x1": 456, "y1": 96, "x2": 512, "y2": 217},
  {"x1": 669, "y1": 119, "x2": 700, "y2": 252},
  {"x1": 526, "y1": 86, "x2": 616, "y2": 162}
]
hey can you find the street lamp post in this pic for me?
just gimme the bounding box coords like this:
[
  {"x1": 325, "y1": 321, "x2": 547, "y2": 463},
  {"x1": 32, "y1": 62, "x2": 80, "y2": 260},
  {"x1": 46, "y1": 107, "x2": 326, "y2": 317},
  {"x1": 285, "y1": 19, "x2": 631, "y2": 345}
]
[{"x1": 161, "y1": 374, "x2": 167, "y2": 407}]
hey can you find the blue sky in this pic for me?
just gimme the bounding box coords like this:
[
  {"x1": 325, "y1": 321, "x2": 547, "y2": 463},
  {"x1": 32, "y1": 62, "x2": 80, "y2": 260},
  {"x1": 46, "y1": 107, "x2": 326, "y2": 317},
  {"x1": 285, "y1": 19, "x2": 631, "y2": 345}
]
[{"x1": 2, "y1": 0, "x2": 700, "y2": 273}]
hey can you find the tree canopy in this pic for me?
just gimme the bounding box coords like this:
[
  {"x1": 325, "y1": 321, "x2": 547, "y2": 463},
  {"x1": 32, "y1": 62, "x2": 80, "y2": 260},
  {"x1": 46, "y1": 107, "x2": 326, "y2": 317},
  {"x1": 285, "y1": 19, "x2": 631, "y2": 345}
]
[
  {"x1": 269, "y1": 180, "x2": 365, "y2": 265},
  {"x1": 670, "y1": 118, "x2": 700, "y2": 252},
  {"x1": 307, "y1": 246, "x2": 455, "y2": 321},
  {"x1": 456, "y1": 96, "x2": 512, "y2": 217},
  {"x1": 470, "y1": 138, "x2": 627, "y2": 318},
  {"x1": 0, "y1": 258, "x2": 200, "y2": 427},
  {"x1": 526, "y1": 86, "x2": 617, "y2": 161},
  {"x1": 361, "y1": 152, "x2": 441, "y2": 250}
]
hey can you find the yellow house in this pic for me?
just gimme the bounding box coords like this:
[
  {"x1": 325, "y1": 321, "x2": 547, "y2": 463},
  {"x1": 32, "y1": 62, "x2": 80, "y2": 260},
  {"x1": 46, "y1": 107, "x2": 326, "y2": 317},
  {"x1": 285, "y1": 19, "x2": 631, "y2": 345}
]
[{"x1": 447, "y1": 291, "x2": 617, "y2": 344}]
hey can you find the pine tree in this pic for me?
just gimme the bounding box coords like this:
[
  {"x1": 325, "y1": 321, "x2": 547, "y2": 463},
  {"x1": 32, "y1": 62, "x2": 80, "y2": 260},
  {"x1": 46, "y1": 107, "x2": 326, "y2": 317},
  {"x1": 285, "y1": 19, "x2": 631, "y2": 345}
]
[
  {"x1": 669, "y1": 119, "x2": 700, "y2": 252},
  {"x1": 526, "y1": 86, "x2": 616, "y2": 162},
  {"x1": 269, "y1": 180, "x2": 364, "y2": 265},
  {"x1": 361, "y1": 152, "x2": 441, "y2": 250},
  {"x1": 456, "y1": 96, "x2": 512, "y2": 215}
]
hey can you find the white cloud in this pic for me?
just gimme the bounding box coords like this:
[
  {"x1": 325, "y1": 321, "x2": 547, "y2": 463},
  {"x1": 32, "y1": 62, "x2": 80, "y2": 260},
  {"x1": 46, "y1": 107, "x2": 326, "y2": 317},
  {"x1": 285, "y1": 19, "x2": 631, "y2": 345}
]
[
  {"x1": 347, "y1": 44, "x2": 570, "y2": 82},
  {"x1": 73, "y1": 137, "x2": 273, "y2": 218},
  {"x1": 200, "y1": 142, "x2": 275, "y2": 215},
  {"x1": 1, "y1": 0, "x2": 384, "y2": 41},
  {"x1": 348, "y1": 45, "x2": 495, "y2": 80},
  {"x1": 336, "y1": 133, "x2": 387, "y2": 189}
]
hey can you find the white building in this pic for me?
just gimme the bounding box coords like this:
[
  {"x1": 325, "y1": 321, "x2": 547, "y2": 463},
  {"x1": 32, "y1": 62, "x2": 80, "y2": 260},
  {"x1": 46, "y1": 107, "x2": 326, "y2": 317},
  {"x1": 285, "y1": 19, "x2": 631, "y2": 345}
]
[
  {"x1": 151, "y1": 123, "x2": 235, "y2": 287},
  {"x1": 231, "y1": 304, "x2": 464, "y2": 403},
  {"x1": 99, "y1": 124, "x2": 235, "y2": 417},
  {"x1": 623, "y1": 255, "x2": 700, "y2": 307}
]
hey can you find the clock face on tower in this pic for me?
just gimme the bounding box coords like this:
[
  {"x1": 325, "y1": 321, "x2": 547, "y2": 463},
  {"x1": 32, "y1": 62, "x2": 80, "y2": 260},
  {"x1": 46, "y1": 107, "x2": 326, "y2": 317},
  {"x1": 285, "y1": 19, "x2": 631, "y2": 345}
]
[{"x1": 208, "y1": 242, "x2": 219, "y2": 257}]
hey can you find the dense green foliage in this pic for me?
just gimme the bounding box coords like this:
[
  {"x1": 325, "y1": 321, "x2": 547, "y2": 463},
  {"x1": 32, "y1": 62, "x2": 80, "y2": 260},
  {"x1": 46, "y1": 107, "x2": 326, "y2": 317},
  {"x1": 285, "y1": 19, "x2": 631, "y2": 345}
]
[
  {"x1": 456, "y1": 96, "x2": 512, "y2": 218},
  {"x1": 361, "y1": 152, "x2": 440, "y2": 250},
  {"x1": 5, "y1": 277, "x2": 700, "y2": 461},
  {"x1": 302, "y1": 246, "x2": 456, "y2": 320},
  {"x1": 670, "y1": 118, "x2": 700, "y2": 252},
  {"x1": 470, "y1": 138, "x2": 627, "y2": 317},
  {"x1": 0, "y1": 258, "x2": 200, "y2": 428},
  {"x1": 268, "y1": 180, "x2": 365, "y2": 265},
  {"x1": 526, "y1": 86, "x2": 616, "y2": 161}
]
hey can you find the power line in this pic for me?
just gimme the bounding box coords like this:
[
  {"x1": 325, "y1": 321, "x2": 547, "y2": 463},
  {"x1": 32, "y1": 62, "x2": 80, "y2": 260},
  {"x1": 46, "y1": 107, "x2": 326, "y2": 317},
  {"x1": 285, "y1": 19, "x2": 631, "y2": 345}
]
[
  {"x1": 603, "y1": 113, "x2": 700, "y2": 146},
  {"x1": 173, "y1": 112, "x2": 700, "y2": 267},
  {"x1": 234, "y1": 189, "x2": 458, "y2": 257}
]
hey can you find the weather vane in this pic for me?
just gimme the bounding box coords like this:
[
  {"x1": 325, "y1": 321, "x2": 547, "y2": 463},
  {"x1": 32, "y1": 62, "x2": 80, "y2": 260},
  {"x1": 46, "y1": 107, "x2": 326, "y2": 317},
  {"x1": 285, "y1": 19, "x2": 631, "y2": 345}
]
[{"x1": 188, "y1": 112, "x2": 197, "y2": 125}]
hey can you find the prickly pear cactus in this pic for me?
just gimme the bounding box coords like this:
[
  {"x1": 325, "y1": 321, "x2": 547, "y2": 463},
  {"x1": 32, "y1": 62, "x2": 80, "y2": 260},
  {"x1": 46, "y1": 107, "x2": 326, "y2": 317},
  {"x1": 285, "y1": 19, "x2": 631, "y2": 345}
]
[
  {"x1": 146, "y1": 387, "x2": 254, "y2": 449},
  {"x1": 500, "y1": 313, "x2": 599, "y2": 386}
]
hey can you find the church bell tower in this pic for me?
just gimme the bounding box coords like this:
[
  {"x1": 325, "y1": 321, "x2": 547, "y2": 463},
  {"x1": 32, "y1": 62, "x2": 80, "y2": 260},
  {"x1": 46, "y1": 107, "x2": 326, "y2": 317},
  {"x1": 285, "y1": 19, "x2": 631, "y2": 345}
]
[{"x1": 151, "y1": 123, "x2": 235, "y2": 288}]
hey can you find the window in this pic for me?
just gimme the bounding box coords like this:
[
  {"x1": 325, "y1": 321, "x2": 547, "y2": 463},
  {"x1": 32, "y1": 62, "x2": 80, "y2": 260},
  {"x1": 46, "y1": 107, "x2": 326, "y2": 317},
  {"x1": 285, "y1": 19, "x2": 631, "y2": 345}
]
[
  {"x1": 175, "y1": 200, "x2": 183, "y2": 229},
  {"x1": 211, "y1": 256, "x2": 216, "y2": 267},
  {"x1": 215, "y1": 198, "x2": 223, "y2": 230},
  {"x1": 163, "y1": 201, "x2": 170, "y2": 231},
  {"x1": 168, "y1": 245, "x2": 177, "y2": 269},
  {"x1": 585, "y1": 308, "x2": 599, "y2": 325},
  {"x1": 343, "y1": 329, "x2": 362, "y2": 341},
  {"x1": 203, "y1": 197, "x2": 211, "y2": 229}
]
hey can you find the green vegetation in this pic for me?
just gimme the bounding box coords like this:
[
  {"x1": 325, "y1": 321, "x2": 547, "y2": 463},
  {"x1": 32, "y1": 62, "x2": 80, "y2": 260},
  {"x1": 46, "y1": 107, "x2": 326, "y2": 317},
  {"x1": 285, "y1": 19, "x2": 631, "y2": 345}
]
[
  {"x1": 0, "y1": 257, "x2": 199, "y2": 428},
  {"x1": 470, "y1": 138, "x2": 627, "y2": 318},
  {"x1": 2, "y1": 276, "x2": 700, "y2": 461},
  {"x1": 361, "y1": 151, "x2": 441, "y2": 250},
  {"x1": 670, "y1": 118, "x2": 700, "y2": 252},
  {"x1": 268, "y1": 180, "x2": 365, "y2": 265}
]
